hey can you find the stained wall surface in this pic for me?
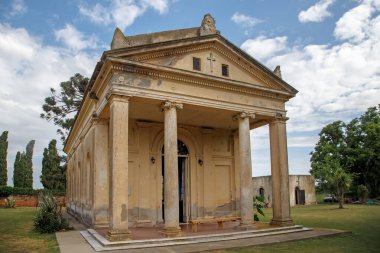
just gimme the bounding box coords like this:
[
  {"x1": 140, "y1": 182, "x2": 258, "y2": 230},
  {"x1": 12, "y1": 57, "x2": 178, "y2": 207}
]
[
  {"x1": 66, "y1": 119, "x2": 241, "y2": 227},
  {"x1": 252, "y1": 175, "x2": 316, "y2": 207}
]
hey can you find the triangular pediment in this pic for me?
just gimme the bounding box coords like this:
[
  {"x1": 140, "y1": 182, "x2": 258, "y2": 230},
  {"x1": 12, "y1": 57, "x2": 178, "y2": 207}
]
[{"x1": 107, "y1": 37, "x2": 297, "y2": 95}]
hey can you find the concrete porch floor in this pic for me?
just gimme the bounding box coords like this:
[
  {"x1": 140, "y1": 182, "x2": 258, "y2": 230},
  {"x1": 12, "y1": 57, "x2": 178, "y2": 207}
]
[
  {"x1": 95, "y1": 221, "x2": 275, "y2": 240},
  {"x1": 56, "y1": 211, "x2": 351, "y2": 253}
]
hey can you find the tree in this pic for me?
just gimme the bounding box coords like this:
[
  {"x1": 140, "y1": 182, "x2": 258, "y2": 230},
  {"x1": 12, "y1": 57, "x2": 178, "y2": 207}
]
[
  {"x1": 311, "y1": 106, "x2": 380, "y2": 201},
  {"x1": 41, "y1": 139, "x2": 66, "y2": 191},
  {"x1": 40, "y1": 73, "x2": 89, "y2": 142},
  {"x1": 25, "y1": 140, "x2": 35, "y2": 188},
  {"x1": 345, "y1": 106, "x2": 380, "y2": 197},
  {"x1": 13, "y1": 151, "x2": 25, "y2": 187},
  {"x1": 0, "y1": 131, "x2": 8, "y2": 186},
  {"x1": 13, "y1": 140, "x2": 35, "y2": 188},
  {"x1": 328, "y1": 165, "x2": 352, "y2": 209},
  {"x1": 310, "y1": 121, "x2": 347, "y2": 192}
]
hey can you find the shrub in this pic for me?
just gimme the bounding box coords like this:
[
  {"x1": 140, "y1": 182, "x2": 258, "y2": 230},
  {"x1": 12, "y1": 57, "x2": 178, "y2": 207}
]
[
  {"x1": 357, "y1": 185, "x2": 369, "y2": 202},
  {"x1": 253, "y1": 195, "x2": 266, "y2": 221},
  {"x1": 4, "y1": 195, "x2": 15, "y2": 208},
  {"x1": 34, "y1": 193, "x2": 70, "y2": 233},
  {"x1": 0, "y1": 186, "x2": 65, "y2": 197}
]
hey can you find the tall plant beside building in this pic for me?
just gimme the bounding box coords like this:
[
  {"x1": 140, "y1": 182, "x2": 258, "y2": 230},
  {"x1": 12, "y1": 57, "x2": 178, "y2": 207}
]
[
  {"x1": 25, "y1": 140, "x2": 35, "y2": 188},
  {"x1": 0, "y1": 131, "x2": 8, "y2": 186},
  {"x1": 41, "y1": 139, "x2": 66, "y2": 191},
  {"x1": 13, "y1": 140, "x2": 35, "y2": 188}
]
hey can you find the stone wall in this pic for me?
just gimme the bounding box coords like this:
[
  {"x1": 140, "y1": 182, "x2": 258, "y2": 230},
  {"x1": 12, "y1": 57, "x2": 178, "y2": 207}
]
[
  {"x1": 252, "y1": 175, "x2": 316, "y2": 207},
  {"x1": 0, "y1": 195, "x2": 66, "y2": 208}
]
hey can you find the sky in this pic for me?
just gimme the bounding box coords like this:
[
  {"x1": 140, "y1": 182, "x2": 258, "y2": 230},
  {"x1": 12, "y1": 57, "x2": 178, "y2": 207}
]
[{"x1": 0, "y1": 0, "x2": 379, "y2": 189}]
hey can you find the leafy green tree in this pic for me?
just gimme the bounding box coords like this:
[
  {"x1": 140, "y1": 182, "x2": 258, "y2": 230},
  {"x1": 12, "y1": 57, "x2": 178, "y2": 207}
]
[
  {"x1": 13, "y1": 151, "x2": 25, "y2": 187},
  {"x1": 311, "y1": 106, "x2": 380, "y2": 200},
  {"x1": 40, "y1": 73, "x2": 89, "y2": 142},
  {"x1": 24, "y1": 140, "x2": 35, "y2": 188},
  {"x1": 346, "y1": 106, "x2": 380, "y2": 197},
  {"x1": 310, "y1": 121, "x2": 347, "y2": 191},
  {"x1": 13, "y1": 140, "x2": 35, "y2": 188},
  {"x1": 41, "y1": 140, "x2": 66, "y2": 191},
  {"x1": 0, "y1": 131, "x2": 8, "y2": 186},
  {"x1": 328, "y1": 165, "x2": 352, "y2": 209}
]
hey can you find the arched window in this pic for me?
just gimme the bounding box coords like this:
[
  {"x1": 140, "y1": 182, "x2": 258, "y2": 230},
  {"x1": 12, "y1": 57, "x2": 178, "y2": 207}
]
[{"x1": 259, "y1": 187, "x2": 265, "y2": 198}]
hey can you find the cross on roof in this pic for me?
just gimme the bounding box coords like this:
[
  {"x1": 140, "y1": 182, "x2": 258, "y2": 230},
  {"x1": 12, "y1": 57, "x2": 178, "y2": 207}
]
[{"x1": 207, "y1": 52, "x2": 216, "y2": 73}]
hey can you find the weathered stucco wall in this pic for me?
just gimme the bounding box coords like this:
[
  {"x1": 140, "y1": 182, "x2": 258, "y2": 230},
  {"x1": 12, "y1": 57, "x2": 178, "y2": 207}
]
[
  {"x1": 252, "y1": 175, "x2": 316, "y2": 207},
  {"x1": 66, "y1": 119, "x2": 240, "y2": 228}
]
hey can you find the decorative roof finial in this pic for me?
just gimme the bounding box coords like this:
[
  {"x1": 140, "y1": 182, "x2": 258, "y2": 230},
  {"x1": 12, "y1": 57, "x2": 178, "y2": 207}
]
[
  {"x1": 111, "y1": 27, "x2": 129, "y2": 50},
  {"x1": 273, "y1": 65, "x2": 282, "y2": 79},
  {"x1": 200, "y1": 13, "x2": 218, "y2": 36}
]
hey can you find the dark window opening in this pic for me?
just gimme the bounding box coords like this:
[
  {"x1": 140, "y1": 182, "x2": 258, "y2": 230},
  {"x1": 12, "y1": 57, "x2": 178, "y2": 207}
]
[
  {"x1": 259, "y1": 187, "x2": 265, "y2": 198},
  {"x1": 222, "y1": 64, "x2": 229, "y2": 77},
  {"x1": 193, "y1": 57, "x2": 201, "y2": 71}
]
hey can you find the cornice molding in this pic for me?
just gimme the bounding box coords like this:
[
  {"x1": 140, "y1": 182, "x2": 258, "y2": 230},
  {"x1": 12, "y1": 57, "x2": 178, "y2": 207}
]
[{"x1": 109, "y1": 61, "x2": 291, "y2": 101}]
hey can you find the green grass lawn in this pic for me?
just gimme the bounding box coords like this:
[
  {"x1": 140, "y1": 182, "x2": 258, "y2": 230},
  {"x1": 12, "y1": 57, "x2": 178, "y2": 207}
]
[
  {"x1": 227, "y1": 204, "x2": 380, "y2": 253},
  {"x1": 0, "y1": 205, "x2": 379, "y2": 253},
  {"x1": 0, "y1": 207, "x2": 60, "y2": 253}
]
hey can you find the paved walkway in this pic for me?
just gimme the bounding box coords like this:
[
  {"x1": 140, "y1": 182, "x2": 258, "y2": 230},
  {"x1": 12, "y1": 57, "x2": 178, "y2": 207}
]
[{"x1": 56, "y1": 212, "x2": 350, "y2": 253}]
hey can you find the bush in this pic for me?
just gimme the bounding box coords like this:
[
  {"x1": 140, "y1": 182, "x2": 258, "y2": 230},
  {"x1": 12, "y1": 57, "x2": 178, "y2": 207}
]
[
  {"x1": 357, "y1": 185, "x2": 369, "y2": 202},
  {"x1": 0, "y1": 186, "x2": 65, "y2": 197},
  {"x1": 4, "y1": 195, "x2": 15, "y2": 208},
  {"x1": 34, "y1": 193, "x2": 70, "y2": 233},
  {"x1": 253, "y1": 195, "x2": 266, "y2": 221}
]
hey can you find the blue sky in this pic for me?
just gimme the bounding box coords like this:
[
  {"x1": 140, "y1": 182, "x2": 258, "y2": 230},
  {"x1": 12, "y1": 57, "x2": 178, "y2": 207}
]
[{"x1": 0, "y1": 0, "x2": 379, "y2": 188}]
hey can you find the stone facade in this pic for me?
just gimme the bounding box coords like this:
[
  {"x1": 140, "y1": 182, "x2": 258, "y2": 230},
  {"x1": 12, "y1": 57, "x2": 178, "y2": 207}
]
[
  {"x1": 64, "y1": 14, "x2": 298, "y2": 239},
  {"x1": 252, "y1": 175, "x2": 316, "y2": 207}
]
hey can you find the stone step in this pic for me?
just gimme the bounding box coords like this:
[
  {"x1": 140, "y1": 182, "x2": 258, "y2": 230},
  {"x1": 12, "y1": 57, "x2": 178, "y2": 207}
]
[{"x1": 81, "y1": 225, "x2": 311, "y2": 252}]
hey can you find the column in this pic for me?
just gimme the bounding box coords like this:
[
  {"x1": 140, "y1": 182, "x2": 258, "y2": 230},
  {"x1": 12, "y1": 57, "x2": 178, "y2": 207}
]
[
  {"x1": 269, "y1": 116, "x2": 293, "y2": 226},
  {"x1": 161, "y1": 101, "x2": 183, "y2": 237},
  {"x1": 107, "y1": 95, "x2": 131, "y2": 241},
  {"x1": 93, "y1": 119, "x2": 109, "y2": 227},
  {"x1": 235, "y1": 112, "x2": 256, "y2": 229}
]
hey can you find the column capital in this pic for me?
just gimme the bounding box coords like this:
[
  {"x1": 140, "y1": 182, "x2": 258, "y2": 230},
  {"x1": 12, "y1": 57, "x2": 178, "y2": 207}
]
[
  {"x1": 107, "y1": 93, "x2": 132, "y2": 103},
  {"x1": 233, "y1": 111, "x2": 255, "y2": 121},
  {"x1": 91, "y1": 114, "x2": 108, "y2": 125},
  {"x1": 270, "y1": 112, "x2": 289, "y2": 124},
  {"x1": 161, "y1": 101, "x2": 183, "y2": 111}
]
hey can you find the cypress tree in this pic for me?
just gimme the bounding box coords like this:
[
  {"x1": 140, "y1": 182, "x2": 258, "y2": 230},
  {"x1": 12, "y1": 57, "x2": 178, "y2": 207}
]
[
  {"x1": 13, "y1": 140, "x2": 35, "y2": 188},
  {"x1": 0, "y1": 131, "x2": 8, "y2": 186},
  {"x1": 13, "y1": 151, "x2": 22, "y2": 187},
  {"x1": 41, "y1": 139, "x2": 65, "y2": 191},
  {"x1": 25, "y1": 140, "x2": 35, "y2": 188}
]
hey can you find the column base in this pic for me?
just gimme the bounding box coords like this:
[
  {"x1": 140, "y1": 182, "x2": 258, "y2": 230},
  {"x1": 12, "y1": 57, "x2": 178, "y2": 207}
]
[
  {"x1": 107, "y1": 229, "x2": 131, "y2": 241},
  {"x1": 270, "y1": 218, "x2": 294, "y2": 227},
  {"x1": 236, "y1": 222, "x2": 257, "y2": 231},
  {"x1": 160, "y1": 226, "x2": 183, "y2": 238}
]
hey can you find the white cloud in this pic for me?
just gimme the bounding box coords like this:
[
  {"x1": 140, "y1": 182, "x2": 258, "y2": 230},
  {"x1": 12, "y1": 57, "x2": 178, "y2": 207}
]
[
  {"x1": 334, "y1": 0, "x2": 377, "y2": 42},
  {"x1": 241, "y1": 36, "x2": 287, "y2": 61},
  {"x1": 78, "y1": 3, "x2": 112, "y2": 26},
  {"x1": 54, "y1": 24, "x2": 98, "y2": 51},
  {"x1": 242, "y1": 0, "x2": 380, "y2": 174},
  {"x1": 79, "y1": 0, "x2": 170, "y2": 31},
  {"x1": 298, "y1": 0, "x2": 336, "y2": 23},
  {"x1": 10, "y1": 0, "x2": 28, "y2": 16},
  {"x1": 141, "y1": 0, "x2": 169, "y2": 14},
  {"x1": 288, "y1": 136, "x2": 319, "y2": 148},
  {"x1": 231, "y1": 12, "x2": 262, "y2": 28},
  {"x1": 0, "y1": 23, "x2": 98, "y2": 188},
  {"x1": 241, "y1": 0, "x2": 380, "y2": 133}
]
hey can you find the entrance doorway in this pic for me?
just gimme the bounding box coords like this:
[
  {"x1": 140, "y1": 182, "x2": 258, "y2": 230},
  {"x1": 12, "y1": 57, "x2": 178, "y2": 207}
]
[
  {"x1": 295, "y1": 187, "x2": 305, "y2": 205},
  {"x1": 162, "y1": 140, "x2": 190, "y2": 223}
]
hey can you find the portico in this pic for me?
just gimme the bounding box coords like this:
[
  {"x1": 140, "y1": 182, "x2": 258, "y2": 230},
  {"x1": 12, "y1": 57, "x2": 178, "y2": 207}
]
[{"x1": 64, "y1": 14, "x2": 297, "y2": 241}]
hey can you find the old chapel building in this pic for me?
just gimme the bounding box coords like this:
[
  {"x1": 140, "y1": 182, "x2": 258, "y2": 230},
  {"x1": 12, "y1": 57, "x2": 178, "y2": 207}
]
[{"x1": 64, "y1": 14, "x2": 298, "y2": 240}]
